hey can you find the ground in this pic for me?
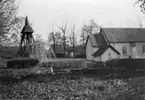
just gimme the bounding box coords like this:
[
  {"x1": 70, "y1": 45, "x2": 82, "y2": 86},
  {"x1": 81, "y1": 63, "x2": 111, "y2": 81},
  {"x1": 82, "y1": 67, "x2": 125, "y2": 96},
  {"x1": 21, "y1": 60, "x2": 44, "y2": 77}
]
[
  {"x1": 0, "y1": 59, "x2": 145, "y2": 100},
  {"x1": 0, "y1": 72, "x2": 145, "y2": 100}
]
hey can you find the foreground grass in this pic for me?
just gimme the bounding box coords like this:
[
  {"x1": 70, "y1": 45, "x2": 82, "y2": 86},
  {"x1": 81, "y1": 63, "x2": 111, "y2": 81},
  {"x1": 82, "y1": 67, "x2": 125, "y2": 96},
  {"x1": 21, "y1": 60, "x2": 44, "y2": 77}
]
[
  {"x1": 0, "y1": 73, "x2": 145, "y2": 100},
  {"x1": 0, "y1": 58, "x2": 145, "y2": 100}
]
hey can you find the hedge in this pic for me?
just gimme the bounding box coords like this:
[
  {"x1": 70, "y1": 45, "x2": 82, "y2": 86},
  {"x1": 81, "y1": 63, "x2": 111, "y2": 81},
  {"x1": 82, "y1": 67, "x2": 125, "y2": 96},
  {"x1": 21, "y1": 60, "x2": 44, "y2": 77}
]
[
  {"x1": 7, "y1": 57, "x2": 40, "y2": 69},
  {"x1": 40, "y1": 59, "x2": 105, "y2": 70},
  {"x1": 105, "y1": 59, "x2": 145, "y2": 70},
  {"x1": 84, "y1": 60, "x2": 105, "y2": 68},
  {"x1": 41, "y1": 59, "x2": 85, "y2": 69}
]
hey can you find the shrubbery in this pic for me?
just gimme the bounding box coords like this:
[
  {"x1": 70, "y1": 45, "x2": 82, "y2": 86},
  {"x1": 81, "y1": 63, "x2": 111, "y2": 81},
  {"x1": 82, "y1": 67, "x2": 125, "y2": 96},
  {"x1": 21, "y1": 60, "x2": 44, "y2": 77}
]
[
  {"x1": 106, "y1": 59, "x2": 145, "y2": 70},
  {"x1": 0, "y1": 45, "x2": 18, "y2": 59},
  {"x1": 84, "y1": 60, "x2": 104, "y2": 68},
  {"x1": 41, "y1": 59, "x2": 85, "y2": 69},
  {"x1": 7, "y1": 57, "x2": 40, "y2": 69},
  {"x1": 70, "y1": 67, "x2": 120, "y2": 76},
  {"x1": 41, "y1": 59, "x2": 104, "y2": 70},
  {"x1": 0, "y1": 68, "x2": 35, "y2": 79}
]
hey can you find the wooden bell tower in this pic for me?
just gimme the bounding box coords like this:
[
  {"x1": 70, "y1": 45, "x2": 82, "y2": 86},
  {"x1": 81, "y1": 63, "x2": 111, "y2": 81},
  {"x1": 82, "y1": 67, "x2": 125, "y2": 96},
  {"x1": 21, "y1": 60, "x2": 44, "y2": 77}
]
[{"x1": 17, "y1": 16, "x2": 35, "y2": 57}]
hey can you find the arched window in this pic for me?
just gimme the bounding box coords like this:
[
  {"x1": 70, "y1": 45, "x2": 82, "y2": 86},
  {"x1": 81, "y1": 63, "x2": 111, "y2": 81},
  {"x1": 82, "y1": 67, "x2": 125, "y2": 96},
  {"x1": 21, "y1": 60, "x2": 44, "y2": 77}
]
[{"x1": 122, "y1": 46, "x2": 127, "y2": 55}]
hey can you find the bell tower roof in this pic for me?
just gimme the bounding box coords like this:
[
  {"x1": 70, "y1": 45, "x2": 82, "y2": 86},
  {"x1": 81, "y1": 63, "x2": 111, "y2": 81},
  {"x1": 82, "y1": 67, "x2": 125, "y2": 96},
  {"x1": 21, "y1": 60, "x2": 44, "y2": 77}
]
[{"x1": 21, "y1": 16, "x2": 34, "y2": 33}]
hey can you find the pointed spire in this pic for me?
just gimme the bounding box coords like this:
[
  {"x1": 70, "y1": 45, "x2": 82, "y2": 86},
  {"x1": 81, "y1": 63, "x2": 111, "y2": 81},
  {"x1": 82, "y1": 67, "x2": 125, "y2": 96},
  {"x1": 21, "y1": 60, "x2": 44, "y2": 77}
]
[
  {"x1": 21, "y1": 16, "x2": 34, "y2": 33},
  {"x1": 25, "y1": 16, "x2": 29, "y2": 26}
]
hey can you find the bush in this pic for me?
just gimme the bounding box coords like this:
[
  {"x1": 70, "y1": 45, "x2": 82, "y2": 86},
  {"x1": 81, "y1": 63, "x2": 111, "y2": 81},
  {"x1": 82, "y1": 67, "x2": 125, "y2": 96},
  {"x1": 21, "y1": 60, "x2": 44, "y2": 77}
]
[
  {"x1": 0, "y1": 67, "x2": 40, "y2": 81},
  {"x1": 41, "y1": 59, "x2": 85, "y2": 69},
  {"x1": 7, "y1": 57, "x2": 40, "y2": 69},
  {"x1": 84, "y1": 60, "x2": 105, "y2": 68},
  {"x1": 41, "y1": 59, "x2": 105, "y2": 70},
  {"x1": 78, "y1": 67, "x2": 120, "y2": 75},
  {"x1": 0, "y1": 45, "x2": 18, "y2": 59},
  {"x1": 69, "y1": 68, "x2": 97, "y2": 75},
  {"x1": 106, "y1": 59, "x2": 145, "y2": 70}
]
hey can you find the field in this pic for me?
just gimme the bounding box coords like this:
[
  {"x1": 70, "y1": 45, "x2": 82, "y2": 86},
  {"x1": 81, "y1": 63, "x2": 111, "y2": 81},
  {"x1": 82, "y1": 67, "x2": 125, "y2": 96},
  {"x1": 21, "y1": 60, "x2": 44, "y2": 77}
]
[{"x1": 0, "y1": 58, "x2": 145, "y2": 100}]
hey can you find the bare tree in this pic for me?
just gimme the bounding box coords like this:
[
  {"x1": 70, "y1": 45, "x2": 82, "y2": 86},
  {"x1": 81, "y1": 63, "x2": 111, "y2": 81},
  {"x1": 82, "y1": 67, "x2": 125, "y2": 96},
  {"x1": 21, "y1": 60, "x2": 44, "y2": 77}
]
[
  {"x1": 48, "y1": 31, "x2": 62, "y2": 53},
  {"x1": 48, "y1": 32, "x2": 55, "y2": 50},
  {"x1": 80, "y1": 31, "x2": 87, "y2": 46},
  {"x1": 58, "y1": 22, "x2": 67, "y2": 54},
  {"x1": 69, "y1": 25, "x2": 77, "y2": 53},
  {"x1": 80, "y1": 19, "x2": 99, "y2": 46},
  {"x1": 72, "y1": 25, "x2": 75, "y2": 51},
  {"x1": 83, "y1": 19, "x2": 99, "y2": 35}
]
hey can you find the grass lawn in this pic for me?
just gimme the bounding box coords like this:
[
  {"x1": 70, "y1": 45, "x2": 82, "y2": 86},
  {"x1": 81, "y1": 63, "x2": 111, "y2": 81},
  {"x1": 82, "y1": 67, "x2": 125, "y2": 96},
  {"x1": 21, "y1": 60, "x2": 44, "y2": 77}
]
[{"x1": 0, "y1": 72, "x2": 145, "y2": 100}]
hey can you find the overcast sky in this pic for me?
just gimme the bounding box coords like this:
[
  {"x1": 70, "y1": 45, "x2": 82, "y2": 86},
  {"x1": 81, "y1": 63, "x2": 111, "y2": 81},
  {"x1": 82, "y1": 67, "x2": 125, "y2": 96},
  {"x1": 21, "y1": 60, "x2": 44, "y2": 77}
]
[{"x1": 17, "y1": 0, "x2": 145, "y2": 40}]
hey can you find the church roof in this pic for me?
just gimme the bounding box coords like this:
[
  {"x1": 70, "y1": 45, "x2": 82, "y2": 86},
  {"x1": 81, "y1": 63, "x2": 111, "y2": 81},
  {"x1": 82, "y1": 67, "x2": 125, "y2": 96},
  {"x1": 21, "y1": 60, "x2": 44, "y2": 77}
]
[
  {"x1": 102, "y1": 28, "x2": 145, "y2": 43},
  {"x1": 86, "y1": 28, "x2": 145, "y2": 49},
  {"x1": 21, "y1": 16, "x2": 34, "y2": 33},
  {"x1": 85, "y1": 31, "x2": 108, "y2": 47},
  {"x1": 86, "y1": 29, "x2": 120, "y2": 57},
  {"x1": 92, "y1": 45, "x2": 120, "y2": 57}
]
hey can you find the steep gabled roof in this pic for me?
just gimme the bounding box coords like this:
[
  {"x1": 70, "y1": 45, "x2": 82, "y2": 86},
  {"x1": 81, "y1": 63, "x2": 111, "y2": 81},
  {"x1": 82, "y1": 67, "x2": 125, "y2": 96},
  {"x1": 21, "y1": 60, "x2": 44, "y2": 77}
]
[
  {"x1": 89, "y1": 34, "x2": 99, "y2": 47},
  {"x1": 92, "y1": 45, "x2": 120, "y2": 57},
  {"x1": 85, "y1": 29, "x2": 120, "y2": 57},
  {"x1": 102, "y1": 28, "x2": 145, "y2": 43},
  {"x1": 86, "y1": 32, "x2": 108, "y2": 47},
  {"x1": 21, "y1": 16, "x2": 34, "y2": 33},
  {"x1": 94, "y1": 33, "x2": 108, "y2": 47}
]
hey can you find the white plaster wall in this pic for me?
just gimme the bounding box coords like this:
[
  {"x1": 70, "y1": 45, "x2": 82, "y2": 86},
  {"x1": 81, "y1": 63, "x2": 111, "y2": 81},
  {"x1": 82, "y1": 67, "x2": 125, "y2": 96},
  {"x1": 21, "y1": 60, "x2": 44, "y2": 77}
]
[
  {"x1": 101, "y1": 48, "x2": 119, "y2": 61},
  {"x1": 133, "y1": 43, "x2": 145, "y2": 58},
  {"x1": 86, "y1": 39, "x2": 99, "y2": 60},
  {"x1": 94, "y1": 56, "x2": 101, "y2": 61},
  {"x1": 110, "y1": 42, "x2": 145, "y2": 58},
  {"x1": 86, "y1": 39, "x2": 145, "y2": 61},
  {"x1": 110, "y1": 43, "x2": 131, "y2": 58}
]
